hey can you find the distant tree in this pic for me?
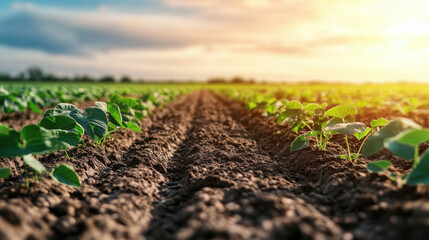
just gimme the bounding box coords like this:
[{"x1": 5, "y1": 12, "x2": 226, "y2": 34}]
[
  {"x1": 27, "y1": 66, "x2": 44, "y2": 81},
  {"x1": 99, "y1": 75, "x2": 116, "y2": 82},
  {"x1": 0, "y1": 73, "x2": 11, "y2": 82},
  {"x1": 75, "y1": 75, "x2": 95, "y2": 82},
  {"x1": 231, "y1": 76, "x2": 245, "y2": 84},
  {"x1": 120, "y1": 76, "x2": 132, "y2": 83},
  {"x1": 207, "y1": 77, "x2": 228, "y2": 84}
]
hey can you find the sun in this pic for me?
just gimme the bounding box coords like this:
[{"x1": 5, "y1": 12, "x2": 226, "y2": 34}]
[{"x1": 384, "y1": 19, "x2": 429, "y2": 36}]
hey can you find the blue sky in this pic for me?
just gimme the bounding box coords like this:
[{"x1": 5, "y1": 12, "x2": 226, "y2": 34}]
[{"x1": 0, "y1": 0, "x2": 429, "y2": 82}]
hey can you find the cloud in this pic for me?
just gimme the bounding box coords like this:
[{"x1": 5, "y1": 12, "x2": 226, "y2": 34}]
[
  {"x1": 0, "y1": 5, "x2": 216, "y2": 55},
  {"x1": 0, "y1": 1, "x2": 325, "y2": 56}
]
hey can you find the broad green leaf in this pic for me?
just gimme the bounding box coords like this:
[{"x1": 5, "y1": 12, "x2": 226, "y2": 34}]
[
  {"x1": 43, "y1": 109, "x2": 55, "y2": 118},
  {"x1": 23, "y1": 154, "x2": 46, "y2": 173},
  {"x1": 0, "y1": 124, "x2": 9, "y2": 135},
  {"x1": 265, "y1": 104, "x2": 277, "y2": 114},
  {"x1": 107, "y1": 103, "x2": 123, "y2": 127},
  {"x1": 366, "y1": 160, "x2": 392, "y2": 173},
  {"x1": 407, "y1": 149, "x2": 429, "y2": 185},
  {"x1": 370, "y1": 118, "x2": 389, "y2": 128},
  {"x1": 21, "y1": 125, "x2": 80, "y2": 154},
  {"x1": 39, "y1": 115, "x2": 84, "y2": 135},
  {"x1": 119, "y1": 105, "x2": 134, "y2": 123},
  {"x1": 0, "y1": 125, "x2": 25, "y2": 157},
  {"x1": 126, "y1": 122, "x2": 142, "y2": 133},
  {"x1": 384, "y1": 140, "x2": 415, "y2": 160},
  {"x1": 276, "y1": 113, "x2": 287, "y2": 123},
  {"x1": 291, "y1": 134, "x2": 309, "y2": 152},
  {"x1": 134, "y1": 110, "x2": 144, "y2": 120},
  {"x1": 344, "y1": 115, "x2": 355, "y2": 123},
  {"x1": 51, "y1": 164, "x2": 81, "y2": 187},
  {"x1": 28, "y1": 101, "x2": 42, "y2": 114},
  {"x1": 325, "y1": 122, "x2": 367, "y2": 136},
  {"x1": 248, "y1": 101, "x2": 257, "y2": 110},
  {"x1": 354, "y1": 127, "x2": 371, "y2": 140},
  {"x1": 326, "y1": 117, "x2": 344, "y2": 126},
  {"x1": 303, "y1": 103, "x2": 322, "y2": 113},
  {"x1": 0, "y1": 168, "x2": 10, "y2": 179},
  {"x1": 362, "y1": 118, "x2": 421, "y2": 158},
  {"x1": 120, "y1": 97, "x2": 139, "y2": 109},
  {"x1": 286, "y1": 100, "x2": 303, "y2": 110},
  {"x1": 95, "y1": 101, "x2": 108, "y2": 112},
  {"x1": 86, "y1": 107, "x2": 108, "y2": 142},
  {"x1": 388, "y1": 129, "x2": 429, "y2": 146},
  {"x1": 325, "y1": 104, "x2": 357, "y2": 119},
  {"x1": 70, "y1": 109, "x2": 95, "y2": 140},
  {"x1": 282, "y1": 109, "x2": 301, "y2": 118},
  {"x1": 54, "y1": 103, "x2": 78, "y2": 116}
]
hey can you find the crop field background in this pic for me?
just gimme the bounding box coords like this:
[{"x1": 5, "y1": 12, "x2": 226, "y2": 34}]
[
  {"x1": 2, "y1": 0, "x2": 429, "y2": 239},
  {"x1": 1, "y1": 82, "x2": 429, "y2": 240}
]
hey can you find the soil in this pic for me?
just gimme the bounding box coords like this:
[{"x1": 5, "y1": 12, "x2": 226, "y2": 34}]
[{"x1": 1, "y1": 90, "x2": 429, "y2": 240}]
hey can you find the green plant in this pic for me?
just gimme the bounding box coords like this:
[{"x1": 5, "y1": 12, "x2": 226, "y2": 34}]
[
  {"x1": 291, "y1": 104, "x2": 368, "y2": 161},
  {"x1": 0, "y1": 123, "x2": 81, "y2": 187},
  {"x1": 363, "y1": 118, "x2": 429, "y2": 187}
]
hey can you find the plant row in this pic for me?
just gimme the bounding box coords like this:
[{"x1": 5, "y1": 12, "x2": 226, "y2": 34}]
[
  {"x1": 223, "y1": 89, "x2": 429, "y2": 188},
  {"x1": 0, "y1": 92, "x2": 180, "y2": 188}
]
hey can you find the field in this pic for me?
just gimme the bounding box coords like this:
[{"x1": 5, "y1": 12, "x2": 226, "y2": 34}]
[{"x1": 2, "y1": 82, "x2": 429, "y2": 240}]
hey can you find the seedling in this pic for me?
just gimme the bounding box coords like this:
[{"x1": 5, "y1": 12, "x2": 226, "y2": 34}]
[
  {"x1": 0, "y1": 123, "x2": 81, "y2": 187},
  {"x1": 291, "y1": 104, "x2": 368, "y2": 161},
  {"x1": 364, "y1": 118, "x2": 429, "y2": 187}
]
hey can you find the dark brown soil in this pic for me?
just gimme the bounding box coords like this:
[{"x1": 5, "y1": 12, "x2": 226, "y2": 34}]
[{"x1": 1, "y1": 90, "x2": 429, "y2": 240}]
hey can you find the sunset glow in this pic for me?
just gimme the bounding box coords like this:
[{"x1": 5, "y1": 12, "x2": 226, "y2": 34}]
[{"x1": 0, "y1": 0, "x2": 428, "y2": 82}]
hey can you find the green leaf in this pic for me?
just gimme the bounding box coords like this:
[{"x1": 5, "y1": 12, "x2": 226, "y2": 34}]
[
  {"x1": 291, "y1": 134, "x2": 309, "y2": 152},
  {"x1": 23, "y1": 154, "x2": 46, "y2": 173},
  {"x1": 354, "y1": 127, "x2": 371, "y2": 140},
  {"x1": 384, "y1": 140, "x2": 415, "y2": 160},
  {"x1": 325, "y1": 122, "x2": 367, "y2": 136},
  {"x1": 28, "y1": 101, "x2": 42, "y2": 114},
  {"x1": 0, "y1": 168, "x2": 10, "y2": 179},
  {"x1": 126, "y1": 122, "x2": 142, "y2": 133},
  {"x1": 370, "y1": 118, "x2": 389, "y2": 128},
  {"x1": 282, "y1": 109, "x2": 301, "y2": 118},
  {"x1": 326, "y1": 117, "x2": 344, "y2": 126},
  {"x1": 54, "y1": 103, "x2": 78, "y2": 116},
  {"x1": 70, "y1": 109, "x2": 95, "y2": 140},
  {"x1": 0, "y1": 126, "x2": 25, "y2": 158},
  {"x1": 39, "y1": 115, "x2": 84, "y2": 135},
  {"x1": 107, "y1": 103, "x2": 123, "y2": 127},
  {"x1": 388, "y1": 129, "x2": 429, "y2": 146},
  {"x1": 265, "y1": 104, "x2": 277, "y2": 114},
  {"x1": 51, "y1": 164, "x2": 81, "y2": 187},
  {"x1": 407, "y1": 149, "x2": 429, "y2": 185},
  {"x1": 247, "y1": 101, "x2": 257, "y2": 110},
  {"x1": 361, "y1": 118, "x2": 421, "y2": 158},
  {"x1": 21, "y1": 125, "x2": 80, "y2": 154},
  {"x1": 43, "y1": 109, "x2": 55, "y2": 118},
  {"x1": 85, "y1": 107, "x2": 108, "y2": 142},
  {"x1": 366, "y1": 160, "x2": 392, "y2": 173},
  {"x1": 286, "y1": 100, "x2": 303, "y2": 110},
  {"x1": 303, "y1": 103, "x2": 322, "y2": 113},
  {"x1": 325, "y1": 104, "x2": 357, "y2": 119},
  {"x1": 339, "y1": 155, "x2": 347, "y2": 159},
  {"x1": 95, "y1": 101, "x2": 108, "y2": 112}
]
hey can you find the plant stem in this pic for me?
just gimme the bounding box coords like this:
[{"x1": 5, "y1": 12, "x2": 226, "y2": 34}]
[
  {"x1": 356, "y1": 129, "x2": 373, "y2": 157},
  {"x1": 414, "y1": 144, "x2": 420, "y2": 168},
  {"x1": 345, "y1": 135, "x2": 352, "y2": 161},
  {"x1": 35, "y1": 172, "x2": 38, "y2": 182},
  {"x1": 24, "y1": 163, "x2": 29, "y2": 189},
  {"x1": 64, "y1": 150, "x2": 70, "y2": 161}
]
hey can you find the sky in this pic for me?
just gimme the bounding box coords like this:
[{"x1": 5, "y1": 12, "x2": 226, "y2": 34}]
[{"x1": 0, "y1": 0, "x2": 429, "y2": 82}]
